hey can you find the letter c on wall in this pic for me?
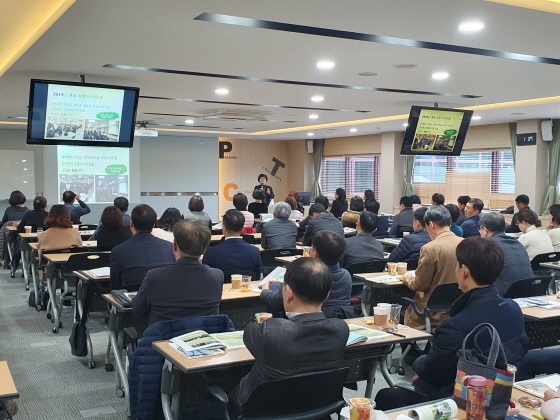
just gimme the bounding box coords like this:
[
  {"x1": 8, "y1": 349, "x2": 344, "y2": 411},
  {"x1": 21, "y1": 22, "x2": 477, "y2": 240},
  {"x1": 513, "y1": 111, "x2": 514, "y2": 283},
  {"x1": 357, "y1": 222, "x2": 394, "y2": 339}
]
[{"x1": 223, "y1": 183, "x2": 239, "y2": 201}]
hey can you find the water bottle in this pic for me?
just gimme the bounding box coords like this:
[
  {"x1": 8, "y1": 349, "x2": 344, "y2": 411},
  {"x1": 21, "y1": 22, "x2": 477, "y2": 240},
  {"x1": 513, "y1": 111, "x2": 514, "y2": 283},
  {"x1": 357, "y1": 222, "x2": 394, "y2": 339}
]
[
  {"x1": 466, "y1": 376, "x2": 487, "y2": 420},
  {"x1": 36, "y1": 228, "x2": 43, "y2": 238}
]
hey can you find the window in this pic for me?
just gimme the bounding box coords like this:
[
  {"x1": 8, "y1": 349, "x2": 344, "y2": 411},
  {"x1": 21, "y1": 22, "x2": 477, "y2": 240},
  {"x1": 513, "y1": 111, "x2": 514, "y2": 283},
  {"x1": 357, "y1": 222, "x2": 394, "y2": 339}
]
[
  {"x1": 412, "y1": 151, "x2": 515, "y2": 209},
  {"x1": 320, "y1": 156, "x2": 380, "y2": 199}
]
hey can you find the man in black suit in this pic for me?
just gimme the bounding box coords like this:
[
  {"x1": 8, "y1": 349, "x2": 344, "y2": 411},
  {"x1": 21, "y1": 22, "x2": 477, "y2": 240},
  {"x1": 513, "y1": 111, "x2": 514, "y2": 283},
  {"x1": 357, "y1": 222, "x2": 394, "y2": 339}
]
[
  {"x1": 199, "y1": 257, "x2": 349, "y2": 419},
  {"x1": 202, "y1": 209, "x2": 262, "y2": 276},
  {"x1": 389, "y1": 196, "x2": 415, "y2": 237},
  {"x1": 131, "y1": 219, "x2": 224, "y2": 325},
  {"x1": 62, "y1": 190, "x2": 91, "y2": 224},
  {"x1": 339, "y1": 211, "x2": 384, "y2": 268},
  {"x1": 110, "y1": 204, "x2": 175, "y2": 290},
  {"x1": 302, "y1": 203, "x2": 344, "y2": 246}
]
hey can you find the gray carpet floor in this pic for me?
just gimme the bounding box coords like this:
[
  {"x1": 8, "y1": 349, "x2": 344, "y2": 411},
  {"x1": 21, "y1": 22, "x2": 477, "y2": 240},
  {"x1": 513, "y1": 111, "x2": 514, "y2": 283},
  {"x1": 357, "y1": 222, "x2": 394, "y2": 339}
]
[{"x1": 0, "y1": 266, "x2": 415, "y2": 419}]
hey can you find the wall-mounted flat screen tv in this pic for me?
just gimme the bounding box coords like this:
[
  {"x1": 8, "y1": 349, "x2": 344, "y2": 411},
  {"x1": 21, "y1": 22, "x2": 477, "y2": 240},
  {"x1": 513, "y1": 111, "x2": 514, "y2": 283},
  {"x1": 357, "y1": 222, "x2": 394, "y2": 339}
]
[
  {"x1": 400, "y1": 106, "x2": 473, "y2": 156},
  {"x1": 27, "y1": 79, "x2": 139, "y2": 148}
]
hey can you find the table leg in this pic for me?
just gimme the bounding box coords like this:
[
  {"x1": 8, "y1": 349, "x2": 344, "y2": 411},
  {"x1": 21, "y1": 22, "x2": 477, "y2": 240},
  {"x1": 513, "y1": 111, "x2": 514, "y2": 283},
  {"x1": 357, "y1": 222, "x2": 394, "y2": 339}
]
[
  {"x1": 364, "y1": 357, "x2": 378, "y2": 398},
  {"x1": 31, "y1": 259, "x2": 40, "y2": 310},
  {"x1": 46, "y1": 266, "x2": 58, "y2": 323},
  {"x1": 380, "y1": 353, "x2": 395, "y2": 388},
  {"x1": 161, "y1": 360, "x2": 181, "y2": 420},
  {"x1": 21, "y1": 247, "x2": 30, "y2": 289},
  {"x1": 108, "y1": 307, "x2": 129, "y2": 398}
]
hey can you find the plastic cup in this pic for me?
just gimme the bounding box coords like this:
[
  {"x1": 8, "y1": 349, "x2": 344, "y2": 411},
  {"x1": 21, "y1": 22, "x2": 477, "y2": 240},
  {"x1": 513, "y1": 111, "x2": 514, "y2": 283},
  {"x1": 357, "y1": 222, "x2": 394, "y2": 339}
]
[
  {"x1": 403, "y1": 232, "x2": 410, "y2": 237},
  {"x1": 387, "y1": 262, "x2": 398, "y2": 276},
  {"x1": 231, "y1": 274, "x2": 242, "y2": 290},
  {"x1": 555, "y1": 280, "x2": 560, "y2": 297},
  {"x1": 373, "y1": 306, "x2": 388, "y2": 327},
  {"x1": 24, "y1": 226, "x2": 32, "y2": 234},
  {"x1": 348, "y1": 397, "x2": 375, "y2": 420},
  {"x1": 397, "y1": 262, "x2": 408, "y2": 275},
  {"x1": 255, "y1": 312, "x2": 272, "y2": 323},
  {"x1": 385, "y1": 304, "x2": 402, "y2": 332},
  {"x1": 241, "y1": 275, "x2": 252, "y2": 292}
]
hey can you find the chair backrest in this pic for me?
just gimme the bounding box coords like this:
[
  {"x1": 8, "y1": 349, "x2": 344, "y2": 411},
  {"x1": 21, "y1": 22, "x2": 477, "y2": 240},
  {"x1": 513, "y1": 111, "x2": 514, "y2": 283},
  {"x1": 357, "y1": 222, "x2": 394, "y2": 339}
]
[
  {"x1": 346, "y1": 259, "x2": 386, "y2": 276},
  {"x1": 223, "y1": 272, "x2": 257, "y2": 284},
  {"x1": 530, "y1": 252, "x2": 560, "y2": 267},
  {"x1": 404, "y1": 259, "x2": 419, "y2": 270},
  {"x1": 397, "y1": 226, "x2": 414, "y2": 238},
  {"x1": 241, "y1": 234, "x2": 255, "y2": 244},
  {"x1": 64, "y1": 252, "x2": 111, "y2": 271},
  {"x1": 261, "y1": 248, "x2": 303, "y2": 267},
  {"x1": 79, "y1": 224, "x2": 97, "y2": 231},
  {"x1": 503, "y1": 276, "x2": 552, "y2": 299},
  {"x1": 241, "y1": 367, "x2": 349, "y2": 419},
  {"x1": 425, "y1": 283, "x2": 463, "y2": 314}
]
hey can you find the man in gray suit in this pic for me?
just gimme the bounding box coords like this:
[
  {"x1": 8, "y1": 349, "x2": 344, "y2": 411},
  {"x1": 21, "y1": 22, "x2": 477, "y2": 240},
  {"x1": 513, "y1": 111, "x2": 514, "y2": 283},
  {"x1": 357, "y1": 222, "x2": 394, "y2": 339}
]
[
  {"x1": 339, "y1": 211, "x2": 385, "y2": 268},
  {"x1": 199, "y1": 257, "x2": 350, "y2": 419},
  {"x1": 389, "y1": 196, "x2": 415, "y2": 237},
  {"x1": 479, "y1": 212, "x2": 533, "y2": 295},
  {"x1": 302, "y1": 203, "x2": 344, "y2": 246}
]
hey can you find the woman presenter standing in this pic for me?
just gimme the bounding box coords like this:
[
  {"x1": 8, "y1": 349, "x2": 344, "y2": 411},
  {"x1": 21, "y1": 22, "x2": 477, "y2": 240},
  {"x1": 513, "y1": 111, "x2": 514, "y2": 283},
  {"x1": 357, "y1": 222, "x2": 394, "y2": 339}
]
[{"x1": 254, "y1": 174, "x2": 275, "y2": 206}]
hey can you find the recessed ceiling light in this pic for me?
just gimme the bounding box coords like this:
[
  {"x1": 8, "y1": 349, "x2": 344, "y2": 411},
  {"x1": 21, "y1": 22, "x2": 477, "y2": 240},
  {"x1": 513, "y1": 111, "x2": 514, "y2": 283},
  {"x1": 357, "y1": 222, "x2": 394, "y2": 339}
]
[
  {"x1": 22, "y1": 160, "x2": 26, "y2": 163},
  {"x1": 357, "y1": 72, "x2": 377, "y2": 77},
  {"x1": 394, "y1": 64, "x2": 417, "y2": 69},
  {"x1": 316, "y1": 60, "x2": 335, "y2": 70},
  {"x1": 403, "y1": 123, "x2": 409, "y2": 127},
  {"x1": 471, "y1": 115, "x2": 482, "y2": 120},
  {"x1": 350, "y1": 128, "x2": 358, "y2": 132},
  {"x1": 309, "y1": 114, "x2": 319, "y2": 119},
  {"x1": 307, "y1": 132, "x2": 314, "y2": 136},
  {"x1": 311, "y1": 95, "x2": 324, "y2": 102},
  {"x1": 459, "y1": 21, "x2": 484, "y2": 32},
  {"x1": 432, "y1": 72, "x2": 449, "y2": 80},
  {"x1": 185, "y1": 119, "x2": 194, "y2": 124},
  {"x1": 215, "y1": 88, "x2": 229, "y2": 95}
]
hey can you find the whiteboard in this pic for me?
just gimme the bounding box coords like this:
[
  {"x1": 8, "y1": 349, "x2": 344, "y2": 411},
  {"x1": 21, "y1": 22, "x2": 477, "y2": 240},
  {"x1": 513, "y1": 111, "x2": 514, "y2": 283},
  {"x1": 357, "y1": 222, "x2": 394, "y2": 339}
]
[{"x1": 0, "y1": 150, "x2": 35, "y2": 200}]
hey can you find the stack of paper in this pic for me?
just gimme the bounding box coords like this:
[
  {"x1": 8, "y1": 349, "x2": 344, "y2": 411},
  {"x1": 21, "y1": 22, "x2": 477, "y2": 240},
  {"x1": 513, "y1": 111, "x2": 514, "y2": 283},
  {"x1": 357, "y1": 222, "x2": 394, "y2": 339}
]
[
  {"x1": 514, "y1": 297, "x2": 560, "y2": 310},
  {"x1": 87, "y1": 267, "x2": 110, "y2": 277}
]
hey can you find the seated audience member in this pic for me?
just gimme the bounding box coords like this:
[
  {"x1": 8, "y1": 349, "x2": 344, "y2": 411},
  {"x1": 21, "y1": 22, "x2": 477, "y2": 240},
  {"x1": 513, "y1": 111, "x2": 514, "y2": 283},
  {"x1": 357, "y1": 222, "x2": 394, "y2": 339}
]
[
  {"x1": 203, "y1": 209, "x2": 262, "y2": 276},
  {"x1": 505, "y1": 194, "x2": 539, "y2": 233},
  {"x1": 132, "y1": 220, "x2": 223, "y2": 325},
  {"x1": 445, "y1": 204, "x2": 464, "y2": 237},
  {"x1": 479, "y1": 212, "x2": 533, "y2": 295},
  {"x1": 233, "y1": 193, "x2": 255, "y2": 229},
  {"x1": 285, "y1": 196, "x2": 303, "y2": 220},
  {"x1": 375, "y1": 237, "x2": 529, "y2": 409},
  {"x1": 518, "y1": 208, "x2": 554, "y2": 261},
  {"x1": 261, "y1": 202, "x2": 297, "y2": 250},
  {"x1": 365, "y1": 200, "x2": 390, "y2": 237},
  {"x1": 184, "y1": 196, "x2": 212, "y2": 228},
  {"x1": 17, "y1": 196, "x2": 47, "y2": 233},
  {"x1": 460, "y1": 198, "x2": 484, "y2": 238},
  {"x1": 410, "y1": 195, "x2": 422, "y2": 210},
  {"x1": 247, "y1": 189, "x2": 268, "y2": 220},
  {"x1": 302, "y1": 203, "x2": 344, "y2": 246},
  {"x1": 37, "y1": 205, "x2": 83, "y2": 258},
  {"x1": 299, "y1": 195, "x2": 329, "y2": 229},
  {"x1": 455, "y1": 195, "x2": 471, "y2": 226},
  {"x1": 400, "y1": 206, "x2": 463, "y2": 330},
  {"x1": 152, "y1": 207, "x2": 182, "y2": 243},
  {"x1": 288, "y1": 191, "x2": 304, "y2": 213},
  {"x1": 199, "y1": 257, "x2": 349, "y2": 419},
  {"x1": 388, "y1": 207, "x2": 430, "y2": 262},
  {"x1": 431, "y1": 193, "x2": 445, "y2": 206},
  {"x1": 339, "y1": 211, "x2": 384, "y2": 268},
  {"x1": 342, "y1": 196, "x2": 364, "y2": 228},
  {"x1": 389, "y1": 196, "x2": 415, "y2": 237},
  {"x1": 110, "y1": 204, "x2": 175, "y2": 290},
  {"x1": 330, "y1": 188, "x2": 348, "y2": 219},
  {"x1": 62, "y1": 190, "x2": 90, "y2": 224},
  {"x1": 94, "y1": 197, "x2": 130, "y2": 235},
  {"x1": 363, "y1": 189, "x2": 376, "y2": 204},
  {"x1": 96, "y1": 206, "x2": 133, "y2": 251},
  {"x1": 2, "y1": 190, "x2": 28, "y2": 224},
  {"x1": 547, "y1": 204, "x2": 560, "y2": 251},
  {"x1": 262, "y1": 231, "x2": 352, "y2": 318}
]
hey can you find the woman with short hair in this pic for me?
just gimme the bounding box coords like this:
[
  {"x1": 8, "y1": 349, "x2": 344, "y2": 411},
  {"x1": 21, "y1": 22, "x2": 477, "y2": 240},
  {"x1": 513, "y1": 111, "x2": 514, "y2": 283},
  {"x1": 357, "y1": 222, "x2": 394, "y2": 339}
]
[
  {"x1": 2, "y1": 190, "x2": 28, "y2": 223},
  {"x1": 184, "y1": 196, "x2": 212, "y2": 229},
  {"x1": 233, "y1": 193, "x2": 254, "y2": 228},
  {"x1": 37, "y1": 205, "x2": 82, "y2": 258},
  {"x1": 341, "y1": 196, "x2": 364, "y2": 228},
  {"x1": 254, "y1": 173, "x2": 274, "y2": 206},
  {"x1": 285, "y1": 196, "x2": 303, "y2": 220},
  {"x1": 96, "y1": 206, "x2": 133, "y2": 250}
]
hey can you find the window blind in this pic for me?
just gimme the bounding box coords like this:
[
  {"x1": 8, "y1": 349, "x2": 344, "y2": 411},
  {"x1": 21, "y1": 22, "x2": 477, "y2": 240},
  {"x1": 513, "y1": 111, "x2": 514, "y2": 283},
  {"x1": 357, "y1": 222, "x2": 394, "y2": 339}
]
[
  {"x1": 320, "y1": 156, "x2": 380, "y2": 199},
  {"x1": 413, "y1": 151, "x2": 514, "y2": 209}
]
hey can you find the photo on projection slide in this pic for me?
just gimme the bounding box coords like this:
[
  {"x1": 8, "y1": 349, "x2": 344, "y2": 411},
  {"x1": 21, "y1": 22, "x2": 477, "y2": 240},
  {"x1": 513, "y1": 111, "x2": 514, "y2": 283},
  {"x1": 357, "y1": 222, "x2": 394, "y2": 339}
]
[
  {"x1": 46, "y1": 118, "x2": 84, "y2": 139},
  {"x1": 59, "y1": 174, "x2": 94, "y2": 202},
  {"x1": 94, "y1": 175, "x2": 129, "y2": 202}
]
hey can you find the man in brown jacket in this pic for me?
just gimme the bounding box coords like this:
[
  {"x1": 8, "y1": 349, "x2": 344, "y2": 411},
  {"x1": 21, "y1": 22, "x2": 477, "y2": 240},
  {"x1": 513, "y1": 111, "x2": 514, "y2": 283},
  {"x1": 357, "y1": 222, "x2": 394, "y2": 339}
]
[{"x1": 401, "y1": 205, "x2": 463, "y2": 329}]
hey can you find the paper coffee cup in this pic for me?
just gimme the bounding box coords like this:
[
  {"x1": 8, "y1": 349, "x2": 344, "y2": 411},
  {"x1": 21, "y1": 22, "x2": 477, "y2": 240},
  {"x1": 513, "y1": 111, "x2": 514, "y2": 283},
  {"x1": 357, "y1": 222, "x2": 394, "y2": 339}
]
[
  {"x1": 24, "y1": 226, "x2": 32, "y2": 234},
  {"x1": 231, "y1": 274, "x2": 242, "y2": 290},
  {"x1": 373, "y1": 306, "x2": 388, "y2": 327},
  {"x1": 397, "y1": 262, "x2": 408, "y2": 275}
]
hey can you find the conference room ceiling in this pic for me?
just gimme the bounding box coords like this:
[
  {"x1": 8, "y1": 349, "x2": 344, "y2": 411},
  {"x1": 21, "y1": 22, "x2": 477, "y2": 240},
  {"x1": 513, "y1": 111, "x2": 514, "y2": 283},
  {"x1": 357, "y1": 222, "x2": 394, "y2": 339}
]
[{"x1": 1, "y1": 0, "x2": 560, "y2": 140}]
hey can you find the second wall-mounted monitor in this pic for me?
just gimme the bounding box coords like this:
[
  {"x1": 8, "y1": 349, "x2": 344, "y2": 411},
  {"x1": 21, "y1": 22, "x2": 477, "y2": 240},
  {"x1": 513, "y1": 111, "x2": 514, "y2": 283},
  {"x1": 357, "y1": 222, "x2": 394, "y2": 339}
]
[{"x1": 400, "y1": 106, "x2": 473, "y2": 156}]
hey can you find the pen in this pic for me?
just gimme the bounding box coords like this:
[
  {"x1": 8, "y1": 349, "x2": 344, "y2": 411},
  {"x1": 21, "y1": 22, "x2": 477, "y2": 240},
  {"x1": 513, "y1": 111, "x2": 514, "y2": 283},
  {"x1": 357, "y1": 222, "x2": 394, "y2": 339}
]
[{"x1": 387, "y1": 331, "x2": 407, "y2": 338}]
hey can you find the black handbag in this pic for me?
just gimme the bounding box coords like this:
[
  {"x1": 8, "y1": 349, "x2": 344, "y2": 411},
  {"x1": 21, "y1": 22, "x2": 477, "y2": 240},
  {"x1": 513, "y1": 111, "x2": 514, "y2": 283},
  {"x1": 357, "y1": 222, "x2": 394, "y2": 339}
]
[{"x1": 69, "y1": 306, "x2": 88, "y2": 357}]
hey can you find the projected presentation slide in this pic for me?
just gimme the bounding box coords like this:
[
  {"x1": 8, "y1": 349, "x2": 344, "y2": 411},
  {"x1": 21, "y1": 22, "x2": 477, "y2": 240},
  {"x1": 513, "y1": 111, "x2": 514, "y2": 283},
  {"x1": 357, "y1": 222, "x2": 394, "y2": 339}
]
[{"x1": 58, "y1": 146, "x2": 130, "y2": 203}]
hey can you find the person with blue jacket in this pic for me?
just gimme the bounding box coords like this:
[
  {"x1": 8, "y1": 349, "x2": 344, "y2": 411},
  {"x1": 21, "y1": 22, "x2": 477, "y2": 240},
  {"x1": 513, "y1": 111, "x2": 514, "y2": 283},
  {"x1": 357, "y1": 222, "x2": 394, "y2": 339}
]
[
  {"x1": 388, "y1": 207, "x2": 431, "y2": 262},
  {"x1": 460, "y1": 198, "x2": 483, "y2": 238}
]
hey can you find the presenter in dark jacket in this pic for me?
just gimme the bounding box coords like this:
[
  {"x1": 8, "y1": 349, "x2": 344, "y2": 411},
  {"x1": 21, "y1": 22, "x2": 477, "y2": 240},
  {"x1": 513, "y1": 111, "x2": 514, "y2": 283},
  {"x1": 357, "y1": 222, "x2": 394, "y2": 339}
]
[
  {"x1": 262, "y1": 230, "x2": 352, "y2": 318},
  {"x1": 330, "y1": 188, "x2": 348, "y2": 219},
  {"x1": 95, "y1": 206, "x2": 132, "y2": 251},
  {"x1": 132, "y1": 219, "x2": 224, "y2": 325},
  {"x1": 339, "y1": 211, "x2": 385, "y2": 268},
  {"x1": 479, "y1": 212, "x2": 533, "y2": 296},
  {"x1": 261, "y1": 202, "x2": 297, "y2": 250},
  {"x1": 302, "y1": 203, "x2": 344, "y2": 246},
  {"x1": 203, "y1": 209, "x2": 262, "y2": 277},
  {"x1": 254, "y1": 174, "x2": 274, "y2": 206},
  {"x1": 375, "y1": 237, "x2": 529, "y2": 410},
  {"x1": 16, "y1": 196, "x2": 48, "y2": 232},
  {"x1": 62, "y1": 190, "x2": 90, "y2": 224},
  {"x1": 388, "y1": 207, "x2": 431, "y2": 262},
  {"x1": 389, "y1": 196, "x2": 415, "y2": 237},
  {"x1": 110, "y1": 204, "x2": 175, "y2": 290},
  {"x1": 460, "y1": 198, "x2": 483, "y2": 238}
]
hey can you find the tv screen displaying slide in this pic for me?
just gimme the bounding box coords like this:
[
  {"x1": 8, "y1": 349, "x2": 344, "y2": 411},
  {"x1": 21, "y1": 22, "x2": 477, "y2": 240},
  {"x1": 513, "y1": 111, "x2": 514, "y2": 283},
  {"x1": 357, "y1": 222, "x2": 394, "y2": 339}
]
[
  {"x1": 27, "y1": 79, "x2": 139, "y2": 148},
  {"x1": 58, "y1": 146, "x2": 130, "y2": 203},
  {"x1": 400, "y1": 106, "x2": 473, "y2": 156}
]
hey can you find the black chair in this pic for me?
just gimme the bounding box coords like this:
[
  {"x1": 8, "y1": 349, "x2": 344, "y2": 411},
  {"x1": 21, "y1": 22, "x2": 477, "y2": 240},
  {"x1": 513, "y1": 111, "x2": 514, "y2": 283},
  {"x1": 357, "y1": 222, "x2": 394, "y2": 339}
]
[
  {"x1": 397, "y1": 226, "x2": 414, "y2": 238},
  {"x1": 346, "y1": 260, "x2": 387, "y2": 299},
  {"x1": 503, "y1": 276, "x2": 552, "y2": 299},
  {"x1": 223, "y1": 272, "x2": 258, "y2": 284},
  {"x1": 207, "y1": 367, "x2": 349, "y2": 420},
  {"x1": 530, "y1": 252, "x2": 560, "y2": 268},
  {"x1": 78, "y1": 224, "x2": 97, "y2": 231},
  {"x1": 241, "y1": 234, "x2": 258, "y2": 244},
  {"x1": 261, "y1": 248, "x2": 303, "y2": 276}
]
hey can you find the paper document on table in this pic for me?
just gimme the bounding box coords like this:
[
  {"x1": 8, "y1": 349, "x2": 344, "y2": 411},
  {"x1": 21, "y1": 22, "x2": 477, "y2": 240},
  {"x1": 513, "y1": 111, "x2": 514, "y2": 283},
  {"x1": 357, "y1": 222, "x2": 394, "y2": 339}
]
[
  {"x1": 514, "y1": 297, "x2": 560, "y2": 310},
  {"x1": 212, "y1": 331, "x2": 246, "y2": 349},
  {"x1": 347, "y1": 324, "x2": 391, "y2": 343},
  {"x1": 251, "y1": 267, "x2": 286, "y2": 292},
  {"x1": 170, "y1": 344, "x2": 225, "y2": 359},
  {"x1": 514, "y1": 374, "x2": 560, "y2": 398},
  {"x1": 87, "y1": 267, "x2": 110, "y2": 277}
]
